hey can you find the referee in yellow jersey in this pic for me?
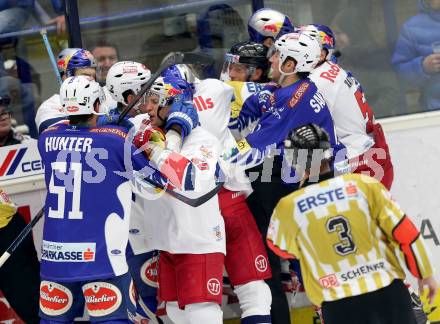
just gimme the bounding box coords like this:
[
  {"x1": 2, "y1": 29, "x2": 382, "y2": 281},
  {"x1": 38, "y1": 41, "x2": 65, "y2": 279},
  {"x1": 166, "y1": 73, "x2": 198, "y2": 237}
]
[
  {"x1": 267, "y1": 124, "x2": 437, "y2": 324},
  {"x1": 0, "y1": 189, "x2": 40, "y2": 322}
]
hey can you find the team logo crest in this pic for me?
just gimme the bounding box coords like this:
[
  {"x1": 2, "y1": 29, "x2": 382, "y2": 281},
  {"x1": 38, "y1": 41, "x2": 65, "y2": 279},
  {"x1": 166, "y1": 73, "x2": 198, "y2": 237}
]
[
  {"x1": 83, "y1": 282, "x2": 122, "y2": 317},
  {"x1": 140, "y1": 256, "x2": 159, "y2": 288},
  {"x1": 40, "y1": 281, "x2": 73, "y2": 316}
]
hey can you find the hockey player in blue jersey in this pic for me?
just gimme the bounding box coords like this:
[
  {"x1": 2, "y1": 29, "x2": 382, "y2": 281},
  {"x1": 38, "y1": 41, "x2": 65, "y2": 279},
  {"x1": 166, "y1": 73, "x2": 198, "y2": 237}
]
[
  {"x1": 225, "y1": 32, "x2": 338, "y2": 180},
  {"x1": 38, "y1": 76, "x2": 142, "y2": 323},
  {"x1": 37, "y1": 75, "x2": 199, "y2": 323},
  {"x1": 224, "y1": 32, "x2": 339, "y2": 324}
]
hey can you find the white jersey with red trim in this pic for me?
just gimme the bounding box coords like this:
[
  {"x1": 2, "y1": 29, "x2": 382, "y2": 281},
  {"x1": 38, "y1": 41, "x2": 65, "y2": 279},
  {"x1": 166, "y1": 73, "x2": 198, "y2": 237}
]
[
  {"x1": 309, "y1": 61, "x2": 375, "y2": 158},
  {"x1": 195, "y1": 78, "x2": 252, "y2": 193},
  {"x1": 35, "y1": 94, "x2": 67, "y2": 133},
  {"x1": 142, "y1": 126, "x2": 226, "y2": 254}
]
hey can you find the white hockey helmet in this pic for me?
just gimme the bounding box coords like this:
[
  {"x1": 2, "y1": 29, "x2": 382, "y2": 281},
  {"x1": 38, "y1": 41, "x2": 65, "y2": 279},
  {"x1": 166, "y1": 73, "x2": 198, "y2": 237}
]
[
  {"x1": 274, "y1": 32, "x2": 321, "y2": 73},
  {"x1": 299, "y1": 25, "x2": 320, "y2": 41},
  {"x1": 106, "y1": 61, "x2": 151, "y2": 105},
  {"x1": 248, "y1": 8, "x2": 294, "y2": 43},
  {"x1": 60, "y1": 76, "x2": 106, "y2": 116}
]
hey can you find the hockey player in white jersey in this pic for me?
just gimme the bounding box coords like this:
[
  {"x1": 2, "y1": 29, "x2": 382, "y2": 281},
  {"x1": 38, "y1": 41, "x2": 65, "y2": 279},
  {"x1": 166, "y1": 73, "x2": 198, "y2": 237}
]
[
  {"x1": 299, "y1": 24, "x2": 394, "y2": 190},
  {"x1": 105, "y1": 62, "x2": 209, "y2": 322},
  {"x1": 35, "y1": 48, "x2": 117, "y2": 133},
  {"x1": 104, "y1": 61, "x2": 159, "y2": 322},
  {"x1": 163, "y1": 64, "x2": 273, "y2": 324},
  {"x1": 136, "y1": 76, "x2": 226, "y2": 324}
]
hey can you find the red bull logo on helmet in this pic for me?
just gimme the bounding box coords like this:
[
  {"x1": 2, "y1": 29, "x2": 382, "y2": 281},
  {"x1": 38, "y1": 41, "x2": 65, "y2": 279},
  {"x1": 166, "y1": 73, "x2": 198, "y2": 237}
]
[
  {"x1": 320, "y1": 31, "x2": 334, "y2": 48},
  {"x1": 165, "y1": 84, "x2": 183, "y2": 98},
  {"x1": 57, "y1": 54, "x2": 74, "y2": 72},
  {"x1": 262, "y1": 22, "x2": 283, "y2": 37}
]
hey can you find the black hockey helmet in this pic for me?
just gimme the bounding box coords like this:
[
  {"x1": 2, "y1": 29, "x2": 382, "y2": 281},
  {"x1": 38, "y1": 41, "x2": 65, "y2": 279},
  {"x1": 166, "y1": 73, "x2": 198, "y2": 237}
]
[
  {"x1": 229, "y1": 41, "x2": 269, "y2": 68},
  {"x1": 284, "y1": 123, "x2": 331, "y2": 170},
  {"x1": 221, "y1": 41, "x2": 269, "y2": 81}
]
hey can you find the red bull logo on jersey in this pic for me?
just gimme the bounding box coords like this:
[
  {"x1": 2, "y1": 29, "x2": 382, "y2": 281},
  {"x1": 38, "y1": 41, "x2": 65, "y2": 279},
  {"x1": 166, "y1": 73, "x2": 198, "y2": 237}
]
[
  {"x1": 41, "y1": 240, "x2": 96, "y2": 262},
  {"x1": 40, "y1": 281, "x2": 73, "y2": 316},
  {"x1": 319, "y1": 62, "x2": 341, "y2": 83},
  {"x1": 83, "y1": 282, "x2": 122, "y2": 317},
  {"x1": 193, "y1": 95, "x2": 214, "y2": 111},
  {"x1": 140, "y1": 256, "x2": 159, "y2": 288}
]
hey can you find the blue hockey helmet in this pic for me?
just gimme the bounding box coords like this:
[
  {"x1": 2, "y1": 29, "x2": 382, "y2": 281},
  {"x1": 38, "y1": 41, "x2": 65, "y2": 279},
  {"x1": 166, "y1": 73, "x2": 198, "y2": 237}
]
[
  {"x1": 149, "y1": 76, "x2": 193, "y2": 108},
  {"x1": 61, "y1": 49, "x2": 97, "y2": 78},
  {"x1": 161, "y1": 64, "x2": 197, "y2": 84}
]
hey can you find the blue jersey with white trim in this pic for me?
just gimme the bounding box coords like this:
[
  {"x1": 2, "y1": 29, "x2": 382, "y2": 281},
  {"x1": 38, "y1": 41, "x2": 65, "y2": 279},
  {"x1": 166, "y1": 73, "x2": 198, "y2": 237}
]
[
  {"x1": 38, "y1": 124, "x2": 156, "y2": 282},
  {"x1": 225, "y1": 79, "x2": 342, "y2": 177}
]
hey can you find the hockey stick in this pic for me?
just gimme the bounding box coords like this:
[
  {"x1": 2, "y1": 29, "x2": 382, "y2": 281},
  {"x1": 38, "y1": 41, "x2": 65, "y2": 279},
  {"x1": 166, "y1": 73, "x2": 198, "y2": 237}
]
[
  {"x1": 138, "y1": 297, "x2": 163, "y2": 324},
  {"x1": 40, "y1": 28, "x2": 63, "y2": 85},
  {"x1": 0, "y1": 208, "x2": 44, "y2": 268},
  {"x1": 136, "y1": 174, "x2": 223, "y2": 208},
  {"x1": 117, "y1": 51, "x2": 213, "y2": 123},
  {"x1": 119, "y1": 51, "x2": 222, "y2": 207}
]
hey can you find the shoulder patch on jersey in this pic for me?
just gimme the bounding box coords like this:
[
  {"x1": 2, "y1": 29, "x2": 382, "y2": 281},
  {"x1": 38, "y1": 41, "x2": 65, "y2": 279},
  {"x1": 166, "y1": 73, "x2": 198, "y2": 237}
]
[
  {"x1": 288, "y1": 81, "x2": 311, "y2": 108},
  {"x1": 89, "y1": 127, "x2": 127, "y2": 139},
  {"x1": 236, "y1": 139, "x2": 251, "y2": 153},
  {"x1": 42, "y1": 125, "x2": 62, "y2": 134}
]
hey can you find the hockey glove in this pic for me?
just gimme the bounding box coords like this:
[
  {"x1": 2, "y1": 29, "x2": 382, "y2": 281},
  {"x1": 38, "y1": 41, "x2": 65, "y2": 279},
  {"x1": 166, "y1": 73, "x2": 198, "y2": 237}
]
[
  {"x1": 165, "y1": 99, "x2": 198, "y2": 139},
  {"x1": 133, "y1": 123, "x2": 166, "y2": 159}
]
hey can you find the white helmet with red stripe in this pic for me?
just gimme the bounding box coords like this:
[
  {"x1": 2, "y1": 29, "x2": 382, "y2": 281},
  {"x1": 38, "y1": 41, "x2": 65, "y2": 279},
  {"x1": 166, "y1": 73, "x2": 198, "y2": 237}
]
[
  {"x1": 60, "y1": 76, "x2": 107, "y2": 115},
  {"x1": 106, "y1": 61, "x2": 151, "y2": 105}
]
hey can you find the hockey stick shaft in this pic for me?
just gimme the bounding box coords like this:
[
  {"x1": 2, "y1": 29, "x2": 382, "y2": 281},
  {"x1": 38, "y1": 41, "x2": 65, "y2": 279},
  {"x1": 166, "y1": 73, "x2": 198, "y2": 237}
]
[
  {"x1": 140, "y1": 176, "x2": 223, "y2": 207},
  {"x1": 0, "y1": 208, "x2": 44, "y2": 268},
  {"x1": 40, "y1": 29, "x2": 63, "y2": 85},
  {"x1": 138, "y1": 297, "x2": 162, "y2": 324}
]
